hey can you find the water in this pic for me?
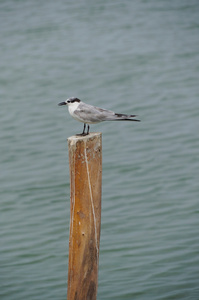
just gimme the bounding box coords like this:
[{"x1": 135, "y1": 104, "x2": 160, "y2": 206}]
[{"x1": 1, "y1": 0, "x2": 199, "y2": 299}]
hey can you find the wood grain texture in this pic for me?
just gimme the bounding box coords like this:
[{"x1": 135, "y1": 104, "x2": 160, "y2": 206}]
[{"x1": 67, "y1": 133, "x2": 102, "y2": 300}]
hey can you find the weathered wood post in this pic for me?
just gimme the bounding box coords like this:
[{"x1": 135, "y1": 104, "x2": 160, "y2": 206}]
[{"x1": 67, "y1": 132, "x2": 102, "y2": 300}]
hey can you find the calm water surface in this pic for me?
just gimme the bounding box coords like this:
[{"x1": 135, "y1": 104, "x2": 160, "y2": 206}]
[{"x1": 1, "y1": 0, "x2": 199, "y2": 299}]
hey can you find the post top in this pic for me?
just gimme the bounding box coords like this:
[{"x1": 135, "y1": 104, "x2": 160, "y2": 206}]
[{"x1": 68, "y1": 132, "x2": 102, "y2": 142}]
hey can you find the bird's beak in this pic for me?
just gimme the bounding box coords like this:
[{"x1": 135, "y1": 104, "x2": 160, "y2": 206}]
[{"x1": 58, "y1": 102, "x2": 66, "y2": 106}]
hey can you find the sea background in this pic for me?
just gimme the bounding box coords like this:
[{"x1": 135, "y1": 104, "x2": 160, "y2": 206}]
[{"x1": 1, "y1": 1, "x2": 199, "y2": 299}]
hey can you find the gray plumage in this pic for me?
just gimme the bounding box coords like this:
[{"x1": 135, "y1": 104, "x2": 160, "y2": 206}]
[{"x1": 58, "y1": 97, "x2": 140, "y2": 135}]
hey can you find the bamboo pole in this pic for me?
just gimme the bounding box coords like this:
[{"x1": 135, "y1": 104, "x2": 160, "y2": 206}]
[{"x1": 67, "y1": 132, "x2": 102, "y2": 300}]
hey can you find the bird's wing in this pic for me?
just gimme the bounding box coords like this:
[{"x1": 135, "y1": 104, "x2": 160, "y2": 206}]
[
  {"x1": 74, "y1": 103, "x2": 114, "y2": 122},
  {"x1": 91, "y1": 105, "x2": 138, "y2": 121},
  {"x1": 74, "y1": 102, "x2": 140, "y2": 122}
]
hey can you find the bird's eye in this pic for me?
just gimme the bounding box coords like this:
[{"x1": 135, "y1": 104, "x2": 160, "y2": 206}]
[{"x1": 68, "y1": 100, "x2": 71, "y2": 103}]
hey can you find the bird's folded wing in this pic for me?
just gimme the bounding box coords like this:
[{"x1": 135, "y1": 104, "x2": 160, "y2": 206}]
[{"x1": 74, "y1": 102, "x2": 139, "y2": 122}]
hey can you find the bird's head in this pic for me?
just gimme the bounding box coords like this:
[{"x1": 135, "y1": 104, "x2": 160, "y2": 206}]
[{"x1": 58, "y1": 97, "x2": 81, "y2": 106}]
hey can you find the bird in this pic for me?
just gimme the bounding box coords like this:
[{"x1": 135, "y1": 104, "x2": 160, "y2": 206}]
[{"x1": 58, "y1": 97, "x2": 140, "y2": 136}]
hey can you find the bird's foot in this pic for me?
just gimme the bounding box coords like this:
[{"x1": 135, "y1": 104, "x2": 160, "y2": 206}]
[{"x1": 76, "y1": 133, "x2": 89, "y2": 136}]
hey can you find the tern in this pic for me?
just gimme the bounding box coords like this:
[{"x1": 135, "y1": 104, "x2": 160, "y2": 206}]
[{"x1": 58, "y1": 97, "x2": 140, "y2": 135}]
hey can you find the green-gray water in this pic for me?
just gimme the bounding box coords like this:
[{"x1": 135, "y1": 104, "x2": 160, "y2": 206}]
[{"x1": 1, "y1": 1, "x2": 199, "y2": 299}]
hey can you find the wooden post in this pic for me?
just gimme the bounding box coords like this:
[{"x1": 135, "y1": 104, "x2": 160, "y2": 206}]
[{"x1": 67, "y1": 132, "x2": 102, "y2": 300}]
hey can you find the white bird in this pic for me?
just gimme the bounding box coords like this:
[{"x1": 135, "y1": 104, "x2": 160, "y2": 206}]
[{"x1": 58, "y1": 97, "x2": 140, "y2": 135}]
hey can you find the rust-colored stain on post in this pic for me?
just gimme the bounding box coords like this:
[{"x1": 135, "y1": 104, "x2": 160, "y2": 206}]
[{"x1": 67, "y1": 132, "x2": 102, "y2": 300}]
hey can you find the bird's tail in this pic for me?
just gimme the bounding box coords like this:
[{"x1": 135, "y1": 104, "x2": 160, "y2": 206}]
[
  {"x1": 112, "y1": 113, "x2": 140, "y2": 122},
  {"x1": 115, "y1": 118, "x2": 140, "y2": 122}
]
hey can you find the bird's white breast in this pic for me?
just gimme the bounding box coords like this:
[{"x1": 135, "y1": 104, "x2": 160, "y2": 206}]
[{"x1": 68, "y1": 102, "x2": 84, "y2": 122}]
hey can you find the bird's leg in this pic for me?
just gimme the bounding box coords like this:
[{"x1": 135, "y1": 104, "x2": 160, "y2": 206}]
[
  {"x1": 82, "y1": 123, "x2": 86, "y2": 135},
  {"x1": 76, "y1": 123, "x2": 87, "y2": 136},
  {"x1": 86, "y1": 125, "x2": 90, "y2": 135}
]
